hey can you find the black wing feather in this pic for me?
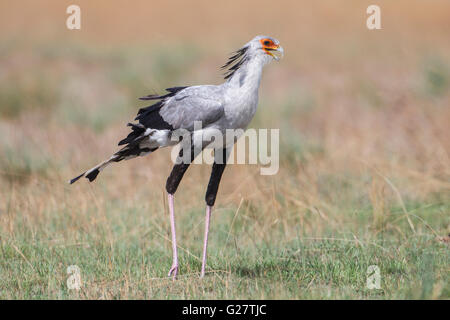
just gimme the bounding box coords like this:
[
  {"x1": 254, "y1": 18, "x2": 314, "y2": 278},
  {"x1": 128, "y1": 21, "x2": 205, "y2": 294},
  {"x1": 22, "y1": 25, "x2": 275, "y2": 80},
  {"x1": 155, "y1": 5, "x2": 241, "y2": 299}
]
[{"x1": 117, "y1": 86, "x2": 188, "y2": 146}]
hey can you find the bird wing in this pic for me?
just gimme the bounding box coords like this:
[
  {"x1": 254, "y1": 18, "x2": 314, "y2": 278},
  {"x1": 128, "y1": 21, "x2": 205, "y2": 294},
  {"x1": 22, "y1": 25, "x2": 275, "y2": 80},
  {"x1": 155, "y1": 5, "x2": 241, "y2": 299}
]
[
  {"x1": 159, "y1": 85, "x2": 225, "y2": 131},
  {"x1": 117, "y1": 85, "x2": 224, "y2": 152}
]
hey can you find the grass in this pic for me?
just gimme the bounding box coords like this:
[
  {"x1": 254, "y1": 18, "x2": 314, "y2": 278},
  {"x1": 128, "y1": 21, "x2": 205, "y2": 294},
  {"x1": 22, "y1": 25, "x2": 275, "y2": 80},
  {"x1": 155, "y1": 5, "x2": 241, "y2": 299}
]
[
  {"x1": 0, "y1": 0, "x2": 449, "y2": 299},
  {"x1": 1, "y1": 197, "x2": 448, "y2": 299},
  {"x1": 0, "y1": 173, "x2": 448, "y2": 299}
]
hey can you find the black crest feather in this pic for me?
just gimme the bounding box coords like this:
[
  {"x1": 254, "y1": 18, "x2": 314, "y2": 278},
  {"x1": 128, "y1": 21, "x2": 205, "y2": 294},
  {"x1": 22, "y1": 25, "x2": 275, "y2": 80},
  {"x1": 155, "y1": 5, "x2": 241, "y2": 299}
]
[{"x1": 221, "y1": 46, "x2": 248, "y2": 80}]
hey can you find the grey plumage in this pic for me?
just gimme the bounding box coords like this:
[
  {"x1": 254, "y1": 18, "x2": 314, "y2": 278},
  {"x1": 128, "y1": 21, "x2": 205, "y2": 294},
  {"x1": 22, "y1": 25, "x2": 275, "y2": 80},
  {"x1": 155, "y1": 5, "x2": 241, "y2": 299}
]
[
  {"x1": 69, "y1": 35, "x2": 283, "y2": 184},
  {"x1": 69, "y1": 35, "x2": 283, "y2": 280},
  {"x1": 159, "y1": 86, "x2": 225, "y2": 130}
]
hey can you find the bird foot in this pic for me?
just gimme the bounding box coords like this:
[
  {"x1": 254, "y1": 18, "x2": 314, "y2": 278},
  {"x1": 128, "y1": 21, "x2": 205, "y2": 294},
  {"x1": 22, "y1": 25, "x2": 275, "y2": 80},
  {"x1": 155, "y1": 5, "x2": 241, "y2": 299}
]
[{"x1": 168, "y1": 264, "x2": 178, "y2": 280}]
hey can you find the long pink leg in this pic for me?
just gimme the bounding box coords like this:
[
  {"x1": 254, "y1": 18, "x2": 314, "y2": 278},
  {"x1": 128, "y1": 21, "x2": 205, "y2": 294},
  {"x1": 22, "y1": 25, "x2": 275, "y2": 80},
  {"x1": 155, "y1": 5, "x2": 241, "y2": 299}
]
[
  {"x1": 200, "y1": 205, "x2": 212, "y2": 278},
  {"x1": 167, "y1": 193, "x2": 178, "y2": 280}
]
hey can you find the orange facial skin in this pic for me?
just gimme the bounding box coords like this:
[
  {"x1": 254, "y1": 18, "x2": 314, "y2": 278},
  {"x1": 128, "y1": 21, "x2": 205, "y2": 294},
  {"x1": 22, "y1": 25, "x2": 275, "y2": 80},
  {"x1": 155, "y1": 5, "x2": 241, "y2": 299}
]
[{"x1": 260, "y1": 38, "x2": 279, "y2": 56}]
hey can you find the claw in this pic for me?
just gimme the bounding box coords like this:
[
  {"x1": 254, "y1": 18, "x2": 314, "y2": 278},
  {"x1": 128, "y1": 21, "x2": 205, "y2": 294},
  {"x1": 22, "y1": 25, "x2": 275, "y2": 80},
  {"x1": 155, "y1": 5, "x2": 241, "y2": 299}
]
[{"x1": 168, "y1": 264, "x2": 178, "y2": 280}]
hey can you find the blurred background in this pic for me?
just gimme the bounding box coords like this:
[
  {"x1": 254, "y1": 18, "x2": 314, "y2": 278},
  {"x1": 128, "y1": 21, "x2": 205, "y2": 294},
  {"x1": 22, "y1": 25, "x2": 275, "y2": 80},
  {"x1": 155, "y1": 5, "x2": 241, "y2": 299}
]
[{"x1": 0, "y1": 0, "x2": 449, "y2": 299}]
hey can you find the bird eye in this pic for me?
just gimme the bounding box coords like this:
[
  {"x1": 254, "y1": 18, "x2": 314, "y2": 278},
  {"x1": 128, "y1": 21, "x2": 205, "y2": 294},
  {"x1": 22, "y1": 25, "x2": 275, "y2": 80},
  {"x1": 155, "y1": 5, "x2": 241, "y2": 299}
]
[{"x1": 263, "y1": 40, "x2": 271, "y2": 46}]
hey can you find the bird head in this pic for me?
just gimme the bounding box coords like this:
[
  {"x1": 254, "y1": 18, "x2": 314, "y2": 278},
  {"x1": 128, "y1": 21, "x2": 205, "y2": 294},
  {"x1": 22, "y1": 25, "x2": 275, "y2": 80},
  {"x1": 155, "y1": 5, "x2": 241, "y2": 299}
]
[
  {"x1": 222, "y1": 35, "x2": 283, "y2": 80},
  {"x1": 247, "y1": 35, "x2": 284, "y2": 62}
]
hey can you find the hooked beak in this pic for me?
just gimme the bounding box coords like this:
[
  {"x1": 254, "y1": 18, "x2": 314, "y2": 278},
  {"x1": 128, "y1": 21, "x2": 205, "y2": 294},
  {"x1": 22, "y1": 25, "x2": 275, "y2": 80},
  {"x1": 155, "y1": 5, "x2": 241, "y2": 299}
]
[{"x1": 265, "y1": 45, "x2": 284, "y2": 61}]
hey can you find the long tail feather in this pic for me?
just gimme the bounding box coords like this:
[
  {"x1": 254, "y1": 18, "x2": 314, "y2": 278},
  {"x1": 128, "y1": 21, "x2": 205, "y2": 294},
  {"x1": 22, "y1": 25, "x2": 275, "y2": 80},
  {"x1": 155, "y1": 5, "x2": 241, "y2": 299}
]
[{"x1": 68, "y1": 157, "x2": 116, "y2": 184}]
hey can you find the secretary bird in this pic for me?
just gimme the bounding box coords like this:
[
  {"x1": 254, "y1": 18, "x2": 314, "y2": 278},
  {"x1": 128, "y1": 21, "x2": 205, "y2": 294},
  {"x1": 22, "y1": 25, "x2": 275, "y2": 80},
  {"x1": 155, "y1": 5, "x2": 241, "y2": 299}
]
[{"x1": 70, "y1": 35, "x2": 284, "y2": 279}]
